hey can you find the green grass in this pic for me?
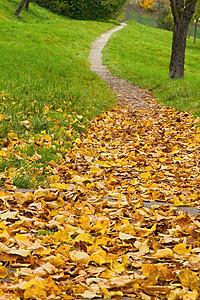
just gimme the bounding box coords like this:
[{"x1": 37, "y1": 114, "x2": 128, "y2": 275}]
[
  {"x1": 129, "y1": 11, "x2": 157, "y2": 27},
  {"x1": 128, "y1": 9, "x2": 200, "y2": 39},
  {"x1": 0, "y1": 0, "x2": 117, "y2": 188},
  {"x1": 103, "y1": 21, "x2": 200, "y2": 117}
]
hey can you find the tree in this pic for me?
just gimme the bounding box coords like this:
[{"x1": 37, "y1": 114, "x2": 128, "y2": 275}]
[
  {"x1": 188, "y1": 0, "x2": 200, "y2": 43},
  {"x1": 139, "y1": 0, "x2": 154, "y2": 10},
  {"x1": 138, "y1": 0, "x2": 169, "y2": 11},
  {"x1": 15, "y1": 0, "x2": 35, "y2": 17},
  {"x1": 33, "y1": 0, "x2": 128, "y2": 20},
  {"x1": 156, "y1": 6, "x2": 174, "y2": 31},
  {"x1": 169, "y1": 0, "x2": 198, "y2": 79}
]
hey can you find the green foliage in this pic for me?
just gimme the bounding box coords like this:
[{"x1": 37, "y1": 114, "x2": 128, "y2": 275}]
[
  {"x1": 156, "y1": 6, "x2": 174, "y2": 31},
  {"x1": 37, "y1": 0, "x2": 128, "y2": 20},
  {"x1": 36, "y1": 0, "x2": 69, "y2": 15}
]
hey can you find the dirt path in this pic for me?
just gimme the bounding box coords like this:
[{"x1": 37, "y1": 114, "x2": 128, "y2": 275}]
[
  {"x1": 89, "y1": 23, "x2": 158, "y2": 111},
  {"x1": 88, "y1": 24, "x2": 200, "y2": 217}
]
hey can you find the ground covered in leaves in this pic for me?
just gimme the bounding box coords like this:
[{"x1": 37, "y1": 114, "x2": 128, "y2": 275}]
[{"x1": 0, "y1": 100, "x2": 200, "y2": 299}]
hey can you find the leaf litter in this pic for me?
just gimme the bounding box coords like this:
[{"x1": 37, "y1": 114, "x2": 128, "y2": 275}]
[{"x1": 0, "y1": 100, "x2": 200, "y2": 299}]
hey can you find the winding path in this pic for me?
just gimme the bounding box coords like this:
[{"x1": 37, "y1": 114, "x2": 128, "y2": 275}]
[
  {"x1": 89, "y1": 23, "x2": 156, "y2": 111},
  {"x1": 88, "y1": 24, "x2": 200, "y2": 217}
]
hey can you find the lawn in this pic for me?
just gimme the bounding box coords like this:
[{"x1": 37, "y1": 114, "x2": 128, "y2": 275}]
[
  {"x1": 0, "y1": 0, "x2": 116, "y2": 188},
  {"x1": 103, "y1": 21, "x2": 200, "y2": 118}
]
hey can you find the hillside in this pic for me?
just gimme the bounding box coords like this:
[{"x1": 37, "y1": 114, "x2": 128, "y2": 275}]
[
  {"x1": 103, "y1": 21, "x2": 200, "y2": 117},
  {"x1": 0, "y1": 0, "x2": 116, "y2": 188}
]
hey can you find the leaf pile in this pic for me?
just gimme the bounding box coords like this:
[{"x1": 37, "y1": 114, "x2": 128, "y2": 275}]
[
  {"x1": 0, "y1": 102, "x2": 200, "y2": 299},
  {"x1": 49, "y1": 100, "x2": 200, "y2": 208}
]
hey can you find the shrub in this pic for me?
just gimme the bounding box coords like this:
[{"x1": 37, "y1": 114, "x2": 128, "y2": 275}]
[
  {"x1": 156, "y1": 6, "x2": 174, "y2": 31},
  {"x1": 37, "y1": 0, "x2": 128, "y2": 20},
  {"x1": 36, "y1": 0, "x2": 69, "y2": 15}
]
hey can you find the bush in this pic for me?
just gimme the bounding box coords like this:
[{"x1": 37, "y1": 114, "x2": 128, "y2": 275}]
[
  {"x1": 36, "y1": 0, "x2": 69, "y2": 15},
  {"x1": 156, "y1": 7, "x2": 174, "y2": 31},
  {"x1": 37, "y1": 0, "x2": 128, "y2": 20}
]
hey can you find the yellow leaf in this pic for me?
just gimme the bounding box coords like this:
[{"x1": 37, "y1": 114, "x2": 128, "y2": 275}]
[
  {"x1": 160, "y1": 266, "x2": 175, "y2": 281},
  {"x1": 75, "y1": 138, "x2": 82, "y2": 145},
  {"x1": 15, "y1": 234, "x2": 29, "y2": 242},
  {"x1": 178, "y1": 268, "x2": 199, "y2": 290},
  {"x1": 22, "y1": 279, "x2": 44, "y2": 289},
  {"x1": 90, "y1": 250, "x2": 107, "y2": 265},
  {"x1": 95, "y1": 236, "x2": 110, "y2": 246},
  {"x1": 0, "y1": 222, "x2": 7, "y2": 237},
  {"x1": 111, "y1": 259, "x2": 125, "y2": 274},
  {"x1": 100, "y1": 287, "x2": 123, "y2": 299},
  {"x1": 100, "y1": 269, "x2": 115, "y2": 279},
  {"x1": 23, "y1": 280, "x2": 46, "y2": 300},
  {"x1": 0, "y1": 190, "x2": 6, "y2": 197},
  {"x1": 89, "y1": 166, "x2": 101, "y2": 173},
  {"x1": 140, "y1": 172, "x2": 151, "y2": 179},
  {"x1": 122, "y1": 254, "x2": 128, "y2": 267},
  {"x1": 50, "y1": 182, "x2": 68, "y2": 190},
  {"x1": 48, "y1": 175, "x2": 60, "y2": 183},
  {"x1": 7, "y1": 132, "x2": 18, "y2": 140},
  {"x1": 35, "y1": 246, "x2": 51, "y2": 256},
  {"x1": 70, "y1": 250, "x2": 90, "y2": 264},
  {"x1": 142, "y1": 264, "x2": 160, "y2": 284},
  {"x1": 127, "y1": 186, "x2": 135, "y2": 193},
  {"x1": 174, "y1": 197, "x2": 185, "y2": 206},
  {"x1": 48, "y1": 256, "x2": 66, "y2": 268},
  {"x1": 0, "y1": 150, "x2": 7, "y2": 157},
  {"x1": 99, "y1": 287, "x2": 112, "y2": 299},
  {"x1": 51, "y1": 229, "x2": 71, "y2": 243},
  {"x1": 93, "y1": 160, "x2": 112, "y2": 167},
  {"x1": 174, "y1": 157, "x2": 183, "y2": 161},
  {"x1": 139, "y1": 239, "x2": 149, "y2": 255},
  {"x1": 75, "y1": 233, "x2": 94, "y2": 244},
  {"x1": 79, "y1": 216, "x2": 91, "y2": 230},
  {"x1": 154, "y1": 248, "x2": 174, "y2": 259},
  {"x1": 149, "y1": 183, "x2": 158, "y2": 189},
  {"x1": 91, "y1": 218, "x2": 110, "y2": 233},
  {"x1": 110, "y1": 291, "x2": 123, "y2": 297},
  {"x1": 112, "y1": 141, "x2": 120, "y2": 146},
  {"x1": 173, "y1": 243, "x2": 191, "y2": 255},
  {"x1": 0, "y1": 266, "x2": 8, "y2": 279},
  {"x1": 145, "y1": 166, "x2": 152, "y2": 171}
]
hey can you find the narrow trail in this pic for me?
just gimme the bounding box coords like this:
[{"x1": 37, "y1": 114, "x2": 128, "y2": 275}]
[
  {"x1": 89, "y1": 23, "x2": 158, "y2": 111},
  {"x1": 0, "y1": 25, "x2": 200, "y2": 300},
  {"x1": 88, "y1": 24, "x2": 200, "y2": 217}
]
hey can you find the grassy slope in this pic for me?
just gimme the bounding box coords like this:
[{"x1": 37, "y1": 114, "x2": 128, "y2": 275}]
[
  {"x1": 128, "y1": 11, "x2": 157, "y2": 27},
  {"x1": 0, "y1": 0, "x2": 116, "y2": 188},
  {"x1": 103, "y1": 21, "x2": 200, "y2": 117}
]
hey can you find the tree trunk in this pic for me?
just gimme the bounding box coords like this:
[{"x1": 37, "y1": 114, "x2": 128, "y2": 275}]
[
  {"x1": 194, "y1": 22, "x2": 197, "y2": 43},
  {"x1": 169, "y1": 19, "x2": 190, "y2": 79},
  {"x1": 188, "y1": 24, "x2": 193, "y2": 38},
  {"x1": 169, "y1": 0, "x2": 197, "y2": 79},
  {"x1": 26, "y1": 0, "x2": 30, "y2": 10},
  {"x1": 15, "y1": 0, "x2": 35, "y2": 16},
  {"x1": 15, "y1": 0, "x2": 26, "y2": 17}
]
